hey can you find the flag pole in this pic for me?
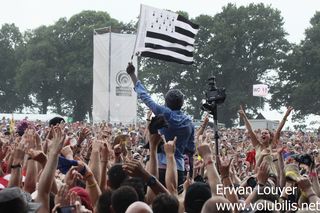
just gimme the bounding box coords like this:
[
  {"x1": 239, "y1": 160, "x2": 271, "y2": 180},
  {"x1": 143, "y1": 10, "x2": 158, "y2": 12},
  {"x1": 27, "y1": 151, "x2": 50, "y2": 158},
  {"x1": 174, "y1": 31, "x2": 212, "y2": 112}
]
[
  {"x1": 108, "y1": 26, "x2": 112, "y2": 123},
  {"x1": 131, "y1": 4, "x2": 143, "y2": 62}
]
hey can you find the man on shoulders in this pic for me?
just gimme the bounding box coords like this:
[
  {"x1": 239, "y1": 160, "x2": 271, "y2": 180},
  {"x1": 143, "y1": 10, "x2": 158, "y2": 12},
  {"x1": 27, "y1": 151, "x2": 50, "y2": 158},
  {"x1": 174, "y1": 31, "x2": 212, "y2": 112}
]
[{"x1": 126, "y1": 63, "x2": 195, "y2": 186}]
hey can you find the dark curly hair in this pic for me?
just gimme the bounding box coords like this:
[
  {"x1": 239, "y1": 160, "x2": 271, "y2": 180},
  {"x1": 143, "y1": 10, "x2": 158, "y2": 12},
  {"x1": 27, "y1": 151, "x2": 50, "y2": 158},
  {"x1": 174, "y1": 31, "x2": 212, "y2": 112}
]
[{"x1": 165, "y1": 89, "x2": 184, "y2": 110}]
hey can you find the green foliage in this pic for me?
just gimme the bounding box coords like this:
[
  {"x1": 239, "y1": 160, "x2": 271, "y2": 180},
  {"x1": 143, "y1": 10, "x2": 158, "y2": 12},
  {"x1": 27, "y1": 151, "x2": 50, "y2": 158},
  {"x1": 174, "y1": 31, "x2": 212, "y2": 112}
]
[
  {"x1": 16, "y1": 25, "x2": 60, "y2": 114},
  {"x1": 15, "y1": 10, "x2": 123, "y2": 120},
  {"x1": 270, "y1": 11, "x2": 320, "y2": 119},
  {"x1": 62, "y1": 10, "x2": 122, "y2": 121},
  {"x1": 0, "y1": 24, "x2": 24, "y2": 112}
]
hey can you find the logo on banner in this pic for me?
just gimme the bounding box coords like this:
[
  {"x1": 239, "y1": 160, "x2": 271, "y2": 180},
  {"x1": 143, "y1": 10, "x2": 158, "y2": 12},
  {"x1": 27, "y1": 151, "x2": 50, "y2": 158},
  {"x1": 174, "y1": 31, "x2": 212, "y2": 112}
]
[{"x1": 115, "y1": 70, "x2": 132, "y2": 96}]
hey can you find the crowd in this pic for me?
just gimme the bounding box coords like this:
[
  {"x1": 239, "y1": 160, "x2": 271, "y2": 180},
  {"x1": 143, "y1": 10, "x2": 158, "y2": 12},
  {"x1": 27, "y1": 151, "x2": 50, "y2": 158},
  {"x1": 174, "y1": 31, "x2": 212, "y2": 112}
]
[{"x1": 0, "y1": 62, "x2": 320, "y2": 213}]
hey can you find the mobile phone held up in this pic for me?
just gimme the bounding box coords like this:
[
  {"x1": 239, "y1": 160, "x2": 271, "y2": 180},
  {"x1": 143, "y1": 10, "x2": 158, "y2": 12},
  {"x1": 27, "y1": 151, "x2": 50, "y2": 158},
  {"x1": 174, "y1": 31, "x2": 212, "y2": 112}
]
[{"x1": 57, "y1": 205, "x2": 76, "y2": 213}]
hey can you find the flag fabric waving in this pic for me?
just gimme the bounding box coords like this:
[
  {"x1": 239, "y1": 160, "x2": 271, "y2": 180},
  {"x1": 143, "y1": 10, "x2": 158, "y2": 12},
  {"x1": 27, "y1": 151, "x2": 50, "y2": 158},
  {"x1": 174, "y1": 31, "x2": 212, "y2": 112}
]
[{"x1": 134, "y1": 4, "x2": 199, "y2": 64}]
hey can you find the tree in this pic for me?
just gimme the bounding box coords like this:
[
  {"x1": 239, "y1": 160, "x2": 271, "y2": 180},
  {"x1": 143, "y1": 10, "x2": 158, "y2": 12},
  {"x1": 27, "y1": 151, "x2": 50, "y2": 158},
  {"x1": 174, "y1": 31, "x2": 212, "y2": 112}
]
[
  {"x1": 270, "y1": 12, "x2": 320, "y2": 119},
  {"x1": 16, "y1": 25, "x2": 60, "y2": 114},
  {"x1": 0, "y1": 24, "x2": 23, "y2": 112},
  {"x1": 204, "y1": 3, "x2": 290, "y2": 126},
  {"x1": 62, "y1": 10, "x2": 122, "y2": 121},
  {"x1": 15, "y1": 11, "x2": 130, "y2": 119}
]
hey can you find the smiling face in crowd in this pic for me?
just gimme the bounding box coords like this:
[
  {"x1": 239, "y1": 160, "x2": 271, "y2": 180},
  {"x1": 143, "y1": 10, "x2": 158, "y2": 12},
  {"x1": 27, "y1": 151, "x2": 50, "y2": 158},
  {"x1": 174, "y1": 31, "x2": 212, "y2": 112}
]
[{"x1": 260, "y1": 129, "x2": 271, "y2": 145}]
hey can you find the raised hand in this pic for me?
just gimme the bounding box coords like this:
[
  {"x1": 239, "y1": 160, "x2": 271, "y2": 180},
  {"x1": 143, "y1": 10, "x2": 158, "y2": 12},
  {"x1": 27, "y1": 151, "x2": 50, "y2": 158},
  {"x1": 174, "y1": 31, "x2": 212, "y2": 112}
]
[
  {"x1": 257, "y1": 161, "x2": 269, "y2": 185},
  {"x1": 218, "y1": 157, "x2": 233, "y2": 179},
  {"x1": 126, "y1": 62, "x2": 135, "y2": 75},
  {"x1": 198, "y1": 143, "x2": 212, "y2": 159},
  {"x1": 48, "y1": 126, "x2": 65, "y2": 155},
  {"x1": 21, "y1": 128, "x2": 37, "y2": 150},
  {"x1": 238, "y1": 105, "x2": 246, "y2": 117},
  {"x1": 65, "y1": 166, "x2": 83, "y2": 188},
  {"x1": 78, "y1": 128, "x2": 91, "y2": 145},
  {"x1": 149, "y1": 134, "x2": 162, "y2": 151},
  {"x1": 70, "y1": 191, "x2": 92, "y2": 213},
  {"x1": 0, "y1": 145, "x2": 9, "y2": 161},
  {"x1": 27, "y1": 149, "x2": 47, "y2": 165},
  {"x1": 203, "y1": 113, "x2": 209, "y2": 126},
  {"x1": 54, "y1": 184, "x2": 70, "y2": 207},
  {"x1": 164, "y1": 136, "x2": 177, "y2": 157},
  {"x1": 183, "y1": 172, "x2": 193, "y2": 192},
  {"x1": 100, "y1": 142, "x2": 110, "y2": 162},
  {"x1": 61, "y1": 145, "x2": 74, "y2": 160},
  {"x1": 12, "y1": 142, "x2": 25, "y2": 164},
  {"x1": 297, "y1": 177, "x2": 313, "y2": 192},
  {"x1": 91, "y1": 139, "x2": 101, "y2": 152},
  {"x1": 122, "y1": 159, "x2": 148, "y2": 179}
]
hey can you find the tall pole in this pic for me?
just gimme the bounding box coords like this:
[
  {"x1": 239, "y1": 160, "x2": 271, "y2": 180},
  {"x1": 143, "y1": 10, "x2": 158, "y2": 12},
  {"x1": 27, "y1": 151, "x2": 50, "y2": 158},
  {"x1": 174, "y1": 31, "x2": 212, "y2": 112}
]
[
  {"x1": 212, "y1": 104, "x2": 219, "y2": 171},
  {"x1": 108, "y1": 27, "x2": 112, "y2": 123}
]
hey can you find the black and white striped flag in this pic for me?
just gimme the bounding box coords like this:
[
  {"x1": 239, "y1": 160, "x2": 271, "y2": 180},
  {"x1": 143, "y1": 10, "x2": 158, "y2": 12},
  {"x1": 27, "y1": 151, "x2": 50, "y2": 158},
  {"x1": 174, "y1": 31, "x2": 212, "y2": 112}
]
[{"x1": 134, "y1": 4, "x2": 199, "y2": 64}]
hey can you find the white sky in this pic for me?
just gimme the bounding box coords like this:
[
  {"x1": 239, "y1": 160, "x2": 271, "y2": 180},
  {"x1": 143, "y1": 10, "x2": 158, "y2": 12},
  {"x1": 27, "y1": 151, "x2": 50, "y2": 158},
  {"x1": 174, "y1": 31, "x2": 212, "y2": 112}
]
[
  {"x1": 1, "y1": 0, "x2": 320, "y2": 128},
  {"x1": 1, "y1": 0, "x2": 320, "y2": 43}
]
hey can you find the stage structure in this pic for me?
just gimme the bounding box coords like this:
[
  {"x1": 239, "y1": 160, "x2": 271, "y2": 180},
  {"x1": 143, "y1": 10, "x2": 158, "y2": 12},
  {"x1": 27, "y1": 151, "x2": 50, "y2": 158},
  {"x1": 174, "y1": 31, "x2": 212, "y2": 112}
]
[{"x1": 93, "y1": 28, "x2": 138, "y2": 123}]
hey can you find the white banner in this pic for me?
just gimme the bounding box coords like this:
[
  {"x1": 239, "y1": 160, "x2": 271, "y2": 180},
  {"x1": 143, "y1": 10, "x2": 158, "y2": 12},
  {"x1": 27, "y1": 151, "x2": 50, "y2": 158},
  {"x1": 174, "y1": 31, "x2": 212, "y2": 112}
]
[
  {"x1": 93, "y1": 32, "x2": 137, "y2": 123},
  {"x1": 253, "y1": 84, "x2": 268, "y2": 97}
]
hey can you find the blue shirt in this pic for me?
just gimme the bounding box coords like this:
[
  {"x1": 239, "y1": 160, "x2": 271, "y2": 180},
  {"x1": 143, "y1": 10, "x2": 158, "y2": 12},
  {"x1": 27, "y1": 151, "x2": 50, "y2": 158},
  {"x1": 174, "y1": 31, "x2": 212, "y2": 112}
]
[{"x1": 134, "y1": 81, "x2": 195, "y2": 171}]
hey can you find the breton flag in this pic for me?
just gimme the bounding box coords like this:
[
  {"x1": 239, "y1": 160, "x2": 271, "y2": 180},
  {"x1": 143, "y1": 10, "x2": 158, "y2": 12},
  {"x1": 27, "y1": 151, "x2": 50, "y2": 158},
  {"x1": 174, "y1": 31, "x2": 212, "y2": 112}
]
[{"x1": 134, "y1": 4, "x2": 199, "y2": 64}]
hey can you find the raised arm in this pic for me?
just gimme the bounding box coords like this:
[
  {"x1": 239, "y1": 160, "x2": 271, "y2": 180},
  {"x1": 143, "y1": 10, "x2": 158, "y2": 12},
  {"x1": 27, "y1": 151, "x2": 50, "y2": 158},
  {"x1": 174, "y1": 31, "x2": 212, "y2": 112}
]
[
  {"x1": 123, "y1": 159, "x2": 169, "y2": 196},
  {"x1": 164, "y1": 137, "x2": 178, "y2": 196},
  {"x1": 273, "y1": 106, "x2": 293, "y2": 144},
  {"x1": 277, "y1": 147, "x2": 286, "y2": 188},
  {"x1": 218, "y1": 157, "x2": 239, "y2": 205},
  {"x1": 126, "y1": 63, "x2": 168, "y2": 116},
  {"x1": 238, "y1": 105, "x2": 260, "y2": 147},
  {"x1": 148, "y1": 133, "x2": 161, "y2": 178},
  {"x1": 198, "y1": 142, "x2": 221, "y2": 195},
  {"x1": 8, "y1": 143, "x2": 25, "y2": 188},
  {"x1": 36, "y1": 126, "x2": 65, "y2": 213},
  {"x1": 196, "y1": 114, "x2": 209, "y2": 139},
  {"x1": 147, "y1": 114, "x2": 169, "y2": 178},
  {"x1": 83, "y1": 163, "x2": 102, "y2": 207},
  {"x1": 89, "y1": 139, "x2": 101, "y2": 186},
  {"x1": 297, "y1": 177, "x2": 320, "y2": 205},
  {"x1": 23, "y1": 157, "x2": 37, "y2": 193},
  {"x1": 245, "y1": 161, "x2": 269, "y2": 206},
  {"x1": 100, "y1": 141, "x2": 110, "y2": 191}
]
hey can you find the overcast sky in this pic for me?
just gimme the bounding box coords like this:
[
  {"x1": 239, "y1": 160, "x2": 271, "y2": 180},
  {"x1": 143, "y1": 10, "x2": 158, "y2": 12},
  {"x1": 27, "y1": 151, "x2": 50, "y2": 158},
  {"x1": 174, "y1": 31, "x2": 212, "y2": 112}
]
[
  {"x1": 1, "y1": 0, "x2": 320, "y2": 43},
  {"x1": 1, "y1": 0, "x2": 320, "y2": 127}
]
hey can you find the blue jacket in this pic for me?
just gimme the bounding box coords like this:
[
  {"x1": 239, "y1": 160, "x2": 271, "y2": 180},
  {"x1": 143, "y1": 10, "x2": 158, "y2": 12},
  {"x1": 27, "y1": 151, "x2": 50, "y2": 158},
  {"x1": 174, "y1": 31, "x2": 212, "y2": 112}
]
[{"x1": 135, "y1": 81, "x2": 195, "y2": 171}]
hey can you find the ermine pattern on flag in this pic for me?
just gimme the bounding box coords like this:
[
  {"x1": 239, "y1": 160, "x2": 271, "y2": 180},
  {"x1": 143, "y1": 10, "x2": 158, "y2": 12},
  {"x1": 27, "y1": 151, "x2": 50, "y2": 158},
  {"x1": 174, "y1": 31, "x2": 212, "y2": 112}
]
[{"x1": 135, "y1": 5, "x2": 199, "y2": 64}]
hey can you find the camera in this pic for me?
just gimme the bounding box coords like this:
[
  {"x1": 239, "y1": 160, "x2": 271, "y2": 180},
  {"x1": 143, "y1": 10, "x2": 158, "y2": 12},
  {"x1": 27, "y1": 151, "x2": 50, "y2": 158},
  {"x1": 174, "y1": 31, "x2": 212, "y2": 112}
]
[
  {"x1": 201, "y1": 76, "x2": 226, "y2": 113},
  {"x1": 293, "y1": 153, "x2": 314, "y2": 168}
]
